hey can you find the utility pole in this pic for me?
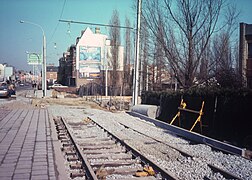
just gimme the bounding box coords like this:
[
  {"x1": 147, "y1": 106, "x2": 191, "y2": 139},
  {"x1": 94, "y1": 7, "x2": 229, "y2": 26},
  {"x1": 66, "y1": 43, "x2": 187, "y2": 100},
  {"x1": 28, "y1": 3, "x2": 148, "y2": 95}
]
[
  {"x1": 132, "y1": 0, "x2": 142, "y2": 106},
  {"x1": 20, "y1": 20, "x2": 47, "y2": 97},
  {"x1": 43, "y1": 34, "x2": 47, "y2": 97}
]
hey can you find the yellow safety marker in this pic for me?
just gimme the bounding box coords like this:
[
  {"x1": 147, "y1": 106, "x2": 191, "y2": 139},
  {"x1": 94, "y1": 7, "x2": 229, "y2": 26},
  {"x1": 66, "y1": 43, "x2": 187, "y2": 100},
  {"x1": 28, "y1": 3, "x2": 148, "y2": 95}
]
[
  {"x1": 170, "y1": 99, "x2": 205, "y2": 134},
  {"x1": 190, "y1": 101, "x2": 204, "y2": 133},
  {"x1": 170, "y1": 99, "x2": 186, "y2": 126}
]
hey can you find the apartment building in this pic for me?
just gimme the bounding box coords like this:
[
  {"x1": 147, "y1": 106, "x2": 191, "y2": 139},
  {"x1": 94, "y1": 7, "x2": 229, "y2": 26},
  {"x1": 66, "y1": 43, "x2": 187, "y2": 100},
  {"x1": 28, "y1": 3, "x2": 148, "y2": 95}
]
[
  {"x1": 58, "y1": 27, "x2": 124, "y2": 95},
  {"x1": 239, "y1": 22, "x2": 252, "y2": 88}
]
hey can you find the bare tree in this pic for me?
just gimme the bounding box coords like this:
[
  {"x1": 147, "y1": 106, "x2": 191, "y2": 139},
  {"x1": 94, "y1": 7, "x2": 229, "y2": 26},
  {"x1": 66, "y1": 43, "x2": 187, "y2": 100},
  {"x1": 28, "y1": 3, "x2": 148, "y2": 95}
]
[
  {"x1": 142, "y1": 0, "x2": 239, "y2": 89},
  {"x1": 208, "y1": 4, "x2": 241, "y2": 88},
  {"x1": 123, "y1": 17, "x2": 132, "y2": 95},
  {"x1": 109, "y1": 10, "x2": 121, "y2": 95},
  {"x1": 153, "y1": 21, "x2": 166, "y2": 91},
  {"x1": 139, "y1": 19, "x2": 150, "y2": 92}
]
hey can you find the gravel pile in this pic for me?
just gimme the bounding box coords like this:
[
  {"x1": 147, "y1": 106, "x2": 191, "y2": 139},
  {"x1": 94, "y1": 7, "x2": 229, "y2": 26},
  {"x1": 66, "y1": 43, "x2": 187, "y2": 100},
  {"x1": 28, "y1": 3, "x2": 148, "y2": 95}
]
[{"x1": 47, "y1": 105, "x2": 252, "y2": 180}]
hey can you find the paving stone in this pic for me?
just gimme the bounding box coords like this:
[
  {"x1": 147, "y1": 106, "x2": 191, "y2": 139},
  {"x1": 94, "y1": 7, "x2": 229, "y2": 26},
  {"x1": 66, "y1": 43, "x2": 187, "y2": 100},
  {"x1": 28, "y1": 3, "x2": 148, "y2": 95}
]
[
  {"x1": 18, "y1": 157, "x2": 33, "y2": 161},
  {"x1": 16, "y1": 162, "x2": 32, "y2": 169},
  {"x1": 3, "y1": 158, "x2": 18, "y2": 164},
  {"x1": 0, "y1": 169, "x2": 14, "y2": 177},
  {"x1": 0, "y1": 176, "x2": 12, "y2": 180},
  {"x1": 14, "y1": 168, "x2": 31, "y2": 174},
  {"x1": 31, "y1": 169, "x2": 48, "y2": 176},
  {"x1": 31, "y1": 175, "x2": 49, "y2": 180},
  {"x1": 0, "y1": 163, "x2": 16, "y2": 168},
  {"x1": 13, "y1": 173, "x2": 31, "y2": 180},
  {"x1": 33, "y1": 167, "x2": 48, "y2": 173},
  {"x1": 0, "y1": 108, "x2": 59, "y2": 179},
  {"x1": 49, "y1": 175, "x2": 57, "y2": 180}
]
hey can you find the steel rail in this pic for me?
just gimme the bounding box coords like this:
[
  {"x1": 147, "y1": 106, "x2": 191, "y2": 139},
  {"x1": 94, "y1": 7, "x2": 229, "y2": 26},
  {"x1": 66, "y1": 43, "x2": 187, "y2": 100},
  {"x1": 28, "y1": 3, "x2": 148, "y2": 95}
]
[
  {"x1": 117, "y1": 121, "x2": 243, "y2": 180},
  {"x1": 88, "y1": 116, "x2": 178, "y2": 180},
  {"x1": 127, "y1": 111, "x2": 246, "y2": 157},
  {"x1": 60, "y1": 117, "x2": 98, "y2": 180},
  {"x1": 207, "y1": 164, "x2": 243, "y2": 180},
  {"x1": 118, "y1": 122, "x2": 193, "y2": 158}
]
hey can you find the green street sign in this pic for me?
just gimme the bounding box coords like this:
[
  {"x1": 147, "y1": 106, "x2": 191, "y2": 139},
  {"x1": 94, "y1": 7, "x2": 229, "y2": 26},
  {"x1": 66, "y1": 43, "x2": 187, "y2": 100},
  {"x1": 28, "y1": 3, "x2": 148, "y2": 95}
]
[{"x1": 27, "y1": 53, "x2": 42, "y2": 65}]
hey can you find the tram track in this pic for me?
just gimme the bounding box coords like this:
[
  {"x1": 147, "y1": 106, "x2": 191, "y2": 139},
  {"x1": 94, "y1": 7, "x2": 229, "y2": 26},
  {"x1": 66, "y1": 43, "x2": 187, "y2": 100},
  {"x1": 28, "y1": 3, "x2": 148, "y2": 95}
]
[
  {"x1": 49, "y1": 105, "x2": 252, "y2": 180},
  {"x1": 117, "y1": 122, "x2": 243, "y2": 180},
  {"x1": 54, "y1": 116, "x2": 177, "y2": 179},
  {"x1": 53, "y1": 114, "x2": 246, "y2": 180}
]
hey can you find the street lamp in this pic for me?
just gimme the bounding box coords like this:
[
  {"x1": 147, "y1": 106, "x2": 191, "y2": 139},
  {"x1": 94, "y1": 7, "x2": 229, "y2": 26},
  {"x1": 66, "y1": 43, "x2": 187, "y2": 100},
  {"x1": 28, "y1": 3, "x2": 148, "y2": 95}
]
[{"x1": 20, "y1": 20, "x2": 47, "y2": 97}]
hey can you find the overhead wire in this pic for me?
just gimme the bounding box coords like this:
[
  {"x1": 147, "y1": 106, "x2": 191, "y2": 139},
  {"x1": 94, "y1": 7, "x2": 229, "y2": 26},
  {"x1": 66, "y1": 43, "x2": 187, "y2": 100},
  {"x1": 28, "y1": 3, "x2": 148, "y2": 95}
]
[{"x1": 48, "y1": 0, "x2": 67, "y2": 44}]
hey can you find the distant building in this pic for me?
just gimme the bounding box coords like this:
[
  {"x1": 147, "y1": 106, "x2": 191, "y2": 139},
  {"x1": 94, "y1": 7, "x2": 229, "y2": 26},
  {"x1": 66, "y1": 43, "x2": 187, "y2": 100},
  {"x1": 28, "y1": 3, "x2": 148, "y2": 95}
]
[
  {"x1": 58, "y1": 27, "x2": 124, "y2": 95},
  {"x1": 239, "y1": 23, "x2": 252, "y2": 88},
  {"x1": 0, "y1": 64, "x2": 5, "y2": 81},
  {"x1": 58, "y1": 46, "x2": 76, "y2": 86},
  {"x1": 75, "y1": 27, "x2": 124, "y2": 87},
  {"x1": 46, "y1": 64, "x2": 58, "y2": 85},
  {"x1": 0, "y1": 63, "x2": 15, "y2": 82}
]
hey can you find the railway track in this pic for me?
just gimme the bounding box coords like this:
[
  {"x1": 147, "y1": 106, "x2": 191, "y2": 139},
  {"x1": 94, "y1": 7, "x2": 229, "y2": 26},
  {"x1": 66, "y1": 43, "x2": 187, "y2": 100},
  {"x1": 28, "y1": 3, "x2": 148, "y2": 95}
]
[
  {"x1": 117, "y1": 122, "x2": 243, "y2": 180},
  {"x1": 54, "y1": 116, "x2": 177, "y2": 179},
  {"x1": 53, "y1": 114, "x2": 246, "y2": 180}
]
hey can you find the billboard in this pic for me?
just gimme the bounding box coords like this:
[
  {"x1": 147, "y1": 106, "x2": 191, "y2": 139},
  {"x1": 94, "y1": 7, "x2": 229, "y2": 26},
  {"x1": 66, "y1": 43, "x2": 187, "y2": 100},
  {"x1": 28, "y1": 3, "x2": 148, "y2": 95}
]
[
  {"x1": 4, "y1": 67, "x2": 13, "y2": 77},
  {"x1": 79, "y1": 46, "x2": 101, "y2": 78},
  {"x1": 27, "y1": 53, "x2": 42, "y2": 65}
]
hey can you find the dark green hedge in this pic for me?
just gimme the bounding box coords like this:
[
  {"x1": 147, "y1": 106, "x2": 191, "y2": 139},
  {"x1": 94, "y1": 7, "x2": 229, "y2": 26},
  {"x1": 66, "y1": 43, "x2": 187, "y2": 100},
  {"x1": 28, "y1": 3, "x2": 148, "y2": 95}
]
[{"x1": 141, "y1": 88, "x2": 252, "y2": 149}]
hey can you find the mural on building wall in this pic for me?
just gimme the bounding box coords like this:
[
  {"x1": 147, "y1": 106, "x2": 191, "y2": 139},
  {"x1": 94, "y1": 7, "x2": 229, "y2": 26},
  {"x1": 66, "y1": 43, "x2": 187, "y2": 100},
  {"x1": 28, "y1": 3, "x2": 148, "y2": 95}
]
[{"x1": 79, "y1": 46, "x2": 101, "y2": 78}]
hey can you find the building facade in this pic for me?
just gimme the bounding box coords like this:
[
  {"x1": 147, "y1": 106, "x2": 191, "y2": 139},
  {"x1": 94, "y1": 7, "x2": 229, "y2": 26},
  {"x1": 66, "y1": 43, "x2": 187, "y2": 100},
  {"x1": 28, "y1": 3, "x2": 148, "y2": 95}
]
[
  {"x1": 239, "y1": 23, "x2": 252, "y2": 88},
  {"x1": 0, "y1": 64, "x2": 5, "y2": 81},
  {"x1": 0, "y1": 64, "x2": 15, "y2": 82},
  {"x1": 46, "y1": 64, "x2": 58, "y2": 85},
  {"x1": 58, "y1": 27, "x2": 124, "y2": 95}
]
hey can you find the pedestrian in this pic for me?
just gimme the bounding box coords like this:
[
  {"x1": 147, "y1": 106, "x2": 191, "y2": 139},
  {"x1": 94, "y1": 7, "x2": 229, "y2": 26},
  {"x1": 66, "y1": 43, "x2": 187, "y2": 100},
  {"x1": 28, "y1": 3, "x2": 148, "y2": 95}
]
[{"x1": 7, "y1": 84, "x2": 16, "y2": 97}]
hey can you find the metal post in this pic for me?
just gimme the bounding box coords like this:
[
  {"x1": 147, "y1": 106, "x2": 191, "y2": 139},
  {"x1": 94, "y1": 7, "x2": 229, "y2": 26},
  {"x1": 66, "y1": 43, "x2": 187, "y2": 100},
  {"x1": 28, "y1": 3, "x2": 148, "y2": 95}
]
[
  {"x1": 20, "y1": 20, "x2": 47, "y2": 97},
  {"x1": 105, "y1": 68, "x2": 108, "y2": 96},
  {"x1": 132, "y1": 0, "x2": 142, "y2": 106},
  {"x1": 43, "y1": 34, "x2": 47, "y2": 97}
]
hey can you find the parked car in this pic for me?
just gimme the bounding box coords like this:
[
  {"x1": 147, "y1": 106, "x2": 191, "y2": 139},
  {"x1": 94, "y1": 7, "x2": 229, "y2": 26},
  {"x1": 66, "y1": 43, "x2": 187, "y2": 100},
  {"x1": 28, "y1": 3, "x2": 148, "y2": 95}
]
[
  {"x1": 49, "y1": 84, "x2": 68, "y2": 89},
  {"x1": 0, "y1": 83, "x2": 15, "y2": 98},
  {"x1": 0, "y1": 83, "x2": 8, "y2": 98}
]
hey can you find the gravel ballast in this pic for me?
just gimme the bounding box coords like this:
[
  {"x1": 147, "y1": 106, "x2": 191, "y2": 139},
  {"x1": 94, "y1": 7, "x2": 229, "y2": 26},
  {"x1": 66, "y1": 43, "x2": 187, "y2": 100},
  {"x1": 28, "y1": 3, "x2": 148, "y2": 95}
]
[{"x1": 47, "y1": 104, "x2": 252, "y2": 180}]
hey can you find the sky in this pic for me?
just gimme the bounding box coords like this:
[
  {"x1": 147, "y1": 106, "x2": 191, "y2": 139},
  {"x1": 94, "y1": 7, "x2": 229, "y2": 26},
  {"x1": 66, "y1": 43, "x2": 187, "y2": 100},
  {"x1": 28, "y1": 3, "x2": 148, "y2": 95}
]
[
  {"x1": 0, "y1": 0, "x2": 135, "y2": 71},
  {"x1": 0, "y1": 0, "x2": 252, "y2": 72}
]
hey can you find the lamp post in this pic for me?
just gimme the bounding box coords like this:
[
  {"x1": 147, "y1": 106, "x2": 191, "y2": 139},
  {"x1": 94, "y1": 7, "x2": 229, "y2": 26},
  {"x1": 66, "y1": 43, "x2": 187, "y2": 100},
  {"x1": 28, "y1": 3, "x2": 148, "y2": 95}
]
[{"x1": 20, "y1": 20, "x2": 47, "y2": 97}]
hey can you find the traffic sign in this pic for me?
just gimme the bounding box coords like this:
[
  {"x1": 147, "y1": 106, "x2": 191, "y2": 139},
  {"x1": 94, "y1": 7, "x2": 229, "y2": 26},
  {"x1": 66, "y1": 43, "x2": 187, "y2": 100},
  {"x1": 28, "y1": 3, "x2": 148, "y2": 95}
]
[{"x1": 27, "y1": 53, "x2": 42, "y2": 65}]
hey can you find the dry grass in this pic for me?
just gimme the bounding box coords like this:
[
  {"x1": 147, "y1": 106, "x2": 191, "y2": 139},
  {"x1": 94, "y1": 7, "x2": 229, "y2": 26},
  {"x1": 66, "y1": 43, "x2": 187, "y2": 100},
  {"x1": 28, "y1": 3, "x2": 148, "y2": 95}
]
[{"x1": 31, "y1": 97, "x2": 104, "y2": 110}]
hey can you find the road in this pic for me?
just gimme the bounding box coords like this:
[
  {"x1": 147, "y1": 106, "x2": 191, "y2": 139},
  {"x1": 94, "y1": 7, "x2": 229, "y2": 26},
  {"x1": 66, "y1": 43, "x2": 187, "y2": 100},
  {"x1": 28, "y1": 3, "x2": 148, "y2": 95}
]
[{"x1": 0, "y1": 84, "x2": 52, "y2": 106}]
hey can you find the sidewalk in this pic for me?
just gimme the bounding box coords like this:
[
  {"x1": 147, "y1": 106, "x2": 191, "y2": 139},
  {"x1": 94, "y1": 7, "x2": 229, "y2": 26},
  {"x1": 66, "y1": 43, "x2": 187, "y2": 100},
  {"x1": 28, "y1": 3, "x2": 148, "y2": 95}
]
[
  {"x1": 31, "y1": 89, "x2": 52, "y2": 98},
  {"x1": 0, "y1": 96, "x2": 66, "y2": 180}
]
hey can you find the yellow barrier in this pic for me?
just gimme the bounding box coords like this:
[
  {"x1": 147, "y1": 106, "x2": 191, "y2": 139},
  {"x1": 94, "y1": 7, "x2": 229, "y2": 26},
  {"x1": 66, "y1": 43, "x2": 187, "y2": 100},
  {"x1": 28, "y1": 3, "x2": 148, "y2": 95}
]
[
  {"x1": 169, "y1": 99, "x2": 186, "y2": 126},
  {"x1": 170, "y1": 99, "x2": 204, "y2": 133}
]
